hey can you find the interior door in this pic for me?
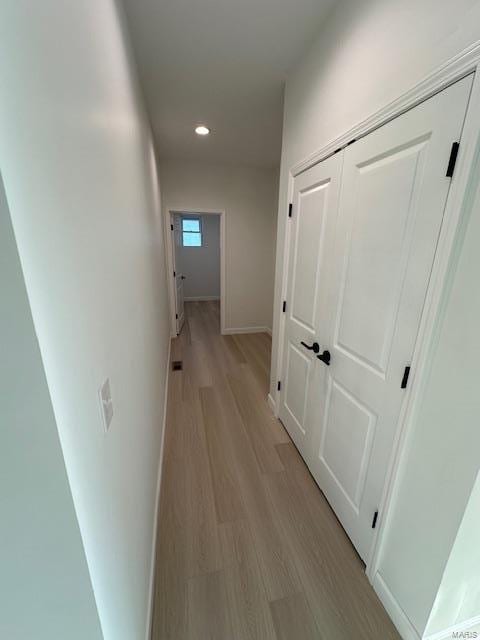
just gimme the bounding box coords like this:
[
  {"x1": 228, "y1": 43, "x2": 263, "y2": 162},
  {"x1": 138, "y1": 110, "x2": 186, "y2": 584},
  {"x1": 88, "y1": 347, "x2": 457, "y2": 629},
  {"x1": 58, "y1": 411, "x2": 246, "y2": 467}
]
[
  {"x1": 278, "y1": 153, "x2": 343, "y2": 461},
  {"x1": 173, "y1": 214, "x2": 185, "y2": 333},
  {"x1": 310, "y1": 75, "x2": 472, "y2": 561}
]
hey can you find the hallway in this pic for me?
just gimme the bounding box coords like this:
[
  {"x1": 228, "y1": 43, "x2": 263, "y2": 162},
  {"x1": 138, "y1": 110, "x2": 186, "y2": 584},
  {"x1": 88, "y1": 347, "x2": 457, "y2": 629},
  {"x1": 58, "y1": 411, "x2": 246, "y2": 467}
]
[{"x1": 151, "y1": 301, "x2": 400, "y2": 639}]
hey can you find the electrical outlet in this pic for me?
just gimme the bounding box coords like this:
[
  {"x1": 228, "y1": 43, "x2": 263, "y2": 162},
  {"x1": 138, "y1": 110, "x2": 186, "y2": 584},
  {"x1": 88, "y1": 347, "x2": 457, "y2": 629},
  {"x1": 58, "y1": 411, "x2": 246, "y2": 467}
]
[{"x1": 99, "y1": 378, "x2": 113, "y2": 431}]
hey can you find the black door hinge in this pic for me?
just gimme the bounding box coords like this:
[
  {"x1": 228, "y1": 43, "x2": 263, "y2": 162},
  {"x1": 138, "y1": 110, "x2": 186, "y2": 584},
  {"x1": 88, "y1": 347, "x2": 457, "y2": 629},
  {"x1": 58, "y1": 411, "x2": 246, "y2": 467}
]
[
  {"x1": 288, "y1": 203, "x2": 293, "y2": 218},
  {"x1": 170, "y1": 224, "x2": 174, "y2": 231},
  {"x1": 446, "y1": 142, "x2": 460, "y2": 178},
  {"x1": 401, "y1": 366, "x2": 411, "y2": 389},
  {"x1": 372, "y1": 510, "x2": 379, "y2": 529},
  {"x1": 282, "y1": 300, "x2": 286, "y2": 313},
  {"x1": 277, "y1": 381, "x2": 281, "y2": 391},
  {"x1": 175, "y1": 313, "x2": 178, "y2": 319},
  {"x1": 173, "y1": 270, "x2": 176, "y2": 277}
]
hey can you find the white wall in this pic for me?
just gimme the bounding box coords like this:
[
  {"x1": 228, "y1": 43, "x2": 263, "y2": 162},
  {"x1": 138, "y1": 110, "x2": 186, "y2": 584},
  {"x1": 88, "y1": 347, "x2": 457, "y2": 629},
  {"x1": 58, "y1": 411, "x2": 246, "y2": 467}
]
[
  {"x1": 161, "y1": 160, "x2": 278, "y2": 332},
  {"x1": 177, "y1": 214, "x2": 220, "y2": 300},
  {"x1": 0, "y1": 173, "x2": 103, "y2": 640},
  {"x1": 271, "y1": 0, "x2": 480, "y2": 637},
  {"x1": 0, "y1": 2, "x2": 170, "y2": 640},
  {"x1": 425, "y1": 472, "x2": 480, "y2": 636}
]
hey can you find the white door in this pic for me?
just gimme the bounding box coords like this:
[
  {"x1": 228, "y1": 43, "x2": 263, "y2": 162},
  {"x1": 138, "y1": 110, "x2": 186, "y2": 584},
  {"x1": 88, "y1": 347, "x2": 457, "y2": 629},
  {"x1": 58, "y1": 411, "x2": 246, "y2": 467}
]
[
  {"x1": 278, "y1": 153, "x2": 343, "y2": 462},
  {"x1": 310, "y1": 75, "x2": 472, "y2": 561},
  {"x1": 173, "y1": 214, "x2": 185, "y2": 334}
]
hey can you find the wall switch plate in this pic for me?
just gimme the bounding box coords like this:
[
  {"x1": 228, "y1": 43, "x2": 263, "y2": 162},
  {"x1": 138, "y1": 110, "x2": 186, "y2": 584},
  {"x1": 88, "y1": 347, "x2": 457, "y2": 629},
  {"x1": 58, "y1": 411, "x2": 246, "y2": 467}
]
[{"x1": 99, "y1": 378, "x2": 113, "y2": 431}]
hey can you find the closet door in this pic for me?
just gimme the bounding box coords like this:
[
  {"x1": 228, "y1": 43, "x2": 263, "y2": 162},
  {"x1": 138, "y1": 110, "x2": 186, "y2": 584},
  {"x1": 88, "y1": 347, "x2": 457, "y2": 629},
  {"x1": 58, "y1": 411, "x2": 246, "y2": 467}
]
[
  {"x1": 310, "y1": 75, "x2": 473, "y2": 561},
  {"x1": 278, "y1": 153, "x2": 342, "y2": 461}
]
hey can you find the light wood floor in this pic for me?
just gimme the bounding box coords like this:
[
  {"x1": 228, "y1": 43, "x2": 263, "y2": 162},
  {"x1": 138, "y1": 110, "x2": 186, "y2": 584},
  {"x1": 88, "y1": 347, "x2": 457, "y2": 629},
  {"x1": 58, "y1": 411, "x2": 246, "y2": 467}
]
[{"x1": 151, "y1": 301, "x2": 400, "y2": 640}]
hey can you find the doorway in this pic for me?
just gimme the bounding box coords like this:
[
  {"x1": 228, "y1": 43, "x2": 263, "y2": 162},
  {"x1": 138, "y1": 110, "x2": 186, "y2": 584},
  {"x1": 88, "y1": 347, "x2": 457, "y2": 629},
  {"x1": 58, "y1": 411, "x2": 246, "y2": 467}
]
[{"x1": 165, "y1": 209, "x2": 225, "y2": 336}]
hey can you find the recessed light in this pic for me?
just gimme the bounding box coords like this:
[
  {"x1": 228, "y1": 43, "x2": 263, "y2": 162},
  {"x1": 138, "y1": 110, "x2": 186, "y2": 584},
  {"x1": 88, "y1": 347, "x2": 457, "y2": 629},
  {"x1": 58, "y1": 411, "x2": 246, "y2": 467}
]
[{"x1": 195, "y1": 125, "x2": 210, "y2": 136}]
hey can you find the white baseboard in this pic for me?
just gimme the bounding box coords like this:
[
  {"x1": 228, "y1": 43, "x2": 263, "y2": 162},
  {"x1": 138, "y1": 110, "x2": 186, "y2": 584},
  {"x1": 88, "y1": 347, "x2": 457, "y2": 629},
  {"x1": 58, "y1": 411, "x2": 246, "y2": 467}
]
[
  {"x1": 424, "y1": 615, "x2": 480, "y2": 640},
  {"x1": 222, "y1": 326, "x2": 271, "y2": 335},
  {"x1": 373, "y1": 573, "x2": 421, "y2": 640},
  {"x1": 267, "y1": 393, "x2": 277, "y2": 416},
  {"x1": 264, "y1": 327, "x2": 272, "y2": 336},
  {"x1": 184, "y1": 296, "x2": 220, "y2": 301},
  {"x1": 145, "y1": 337, "x2": 171, "y2": 640}
]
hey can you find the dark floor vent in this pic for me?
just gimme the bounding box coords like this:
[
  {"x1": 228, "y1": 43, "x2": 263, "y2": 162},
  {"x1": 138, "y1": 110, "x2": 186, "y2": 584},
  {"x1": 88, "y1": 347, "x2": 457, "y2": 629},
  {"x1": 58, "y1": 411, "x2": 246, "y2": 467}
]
[{"x1": 172, "y1": 360, "x2": 183, "y2": 371}]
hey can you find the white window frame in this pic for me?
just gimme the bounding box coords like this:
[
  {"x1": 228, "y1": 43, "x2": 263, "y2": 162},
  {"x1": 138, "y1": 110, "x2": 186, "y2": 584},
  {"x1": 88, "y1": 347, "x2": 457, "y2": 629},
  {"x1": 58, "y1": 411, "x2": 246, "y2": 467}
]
[{"x1": 181, "y1": 216, "x2": 203, "y2": 247}]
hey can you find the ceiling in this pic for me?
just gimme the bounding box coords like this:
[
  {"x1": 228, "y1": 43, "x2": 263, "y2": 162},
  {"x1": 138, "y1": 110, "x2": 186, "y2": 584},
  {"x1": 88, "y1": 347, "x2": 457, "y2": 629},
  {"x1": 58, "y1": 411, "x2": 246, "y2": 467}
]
[{"x1": 121, "y1": 0, "x2": 334, "y2": 168}]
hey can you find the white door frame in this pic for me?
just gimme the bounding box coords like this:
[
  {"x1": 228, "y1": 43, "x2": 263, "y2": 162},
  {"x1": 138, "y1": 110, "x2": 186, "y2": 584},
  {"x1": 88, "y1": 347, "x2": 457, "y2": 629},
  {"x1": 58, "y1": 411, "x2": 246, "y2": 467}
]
[
  {"x1": 270, "y1": 40, "x2": 480, "y2": 603},
  {"x1": 163, "y1": 207, "x2": 226, "y2": 337}
]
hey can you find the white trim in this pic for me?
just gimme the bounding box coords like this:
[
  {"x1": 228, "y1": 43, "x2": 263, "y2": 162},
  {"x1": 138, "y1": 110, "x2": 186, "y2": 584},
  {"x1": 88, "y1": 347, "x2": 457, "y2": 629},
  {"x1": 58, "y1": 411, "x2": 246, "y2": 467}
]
[
  {"x1": 222, "y1": 325, "x2": 271, "y2": 335},
  {"x1": 163, "y1": 211, "x2": 178, "y2": 338},
  {"x1": 164, "y1": 208, "x2": 226, "y2": 335},
  {"x1": 372, "y1": 574, "x2": 421, "y2": 640},
  {"x1": 184, "y1": 295, "x2": 220, "y2": 302},
  {"x1": 424, "y1": 615, "x2": 480, "y2": 640},
  {"x1": 271, "y1": 39, "x2": 480, "y2": 638},
  {"x1": 291, "y1": 41, "x2": 480, "y2": 177},
  {"x1": 144, "y1": 337, "x2": 171, "y2": 640},
  {"x1": 264, "y1": 327, "x2": 272, "y2": 336},
  {"x1": 270, "y1": 172, "x2": 294, "y2": 411},
  {"x1": 267, "y1": 393, "x2": 277, "y2": 416}
]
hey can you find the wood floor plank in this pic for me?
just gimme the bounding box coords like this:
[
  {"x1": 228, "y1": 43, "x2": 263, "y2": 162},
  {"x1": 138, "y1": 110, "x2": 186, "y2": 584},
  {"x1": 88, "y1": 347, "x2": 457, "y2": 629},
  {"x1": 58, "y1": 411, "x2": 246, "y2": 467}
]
[
  {"x1": 222, "y1": 334, "x2": 247, "y2": 365},
  {"x1": 199, "y1": 386, "x2": 245, "y2": 524},
  {"x1": 211, "y1": 377, "x2": 302, "y2": 600},
  {"x1": 270, "y1": 592, "x2": 322, "y2": 640},
  {"x1": 219, "y1": 520, "x2": 277, "y2": 640},
  {"x1": 156, "y1": 381, "x2": 221, "y2": 581},
  {"x1": 182, "y1": 338, "x2": 214, "y2": 388},
  {"x1": 227, "y1": 370, "x2": 284, "y2": 474},
  {"x1": 249, "y1": 332, "x2": 272, "y2": 365},
  {"x1": 187, "y1": 570, "x2": 232, "y2": 640},
  {"x1": 231, "y1": 334, "x2": 270, "y2": 393},
  {"x1": 238, "y1": 362, "x2": 291, "y2": 445},
  {"x1": 182, "y1": 398, "x2": 222, "y2": 578},
  {"x1": 263, "y1": 469, "x2": 358, "y2": 639},
  {"x1": 151, "y1": 369, "x2": 189, "y2": 639},
  {"x1": 275, "y1": 442, "x2": 360, "y2": 560}
]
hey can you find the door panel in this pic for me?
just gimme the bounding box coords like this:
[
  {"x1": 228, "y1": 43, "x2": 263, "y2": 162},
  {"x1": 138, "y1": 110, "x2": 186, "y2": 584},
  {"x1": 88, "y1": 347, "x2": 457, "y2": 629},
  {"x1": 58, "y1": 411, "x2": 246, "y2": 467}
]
[
  {"x1": 310, "y1": 74, "x2": 473, "y2": 561},
  {"x1": 284, "y1": 344, "x2": 311, "y2": 434},
  {"x1": 278, "y1": 153, "x2": 343, "y2": 459},
  {"x1": 335, "y1": 139, "x2": 429, "y2": 375},
  {"x1": 320, "y1": 379, "x2": 376, "y2": 511},
  {"x1": 291, "y1": 183, "x2": 329, "y2": 329}
]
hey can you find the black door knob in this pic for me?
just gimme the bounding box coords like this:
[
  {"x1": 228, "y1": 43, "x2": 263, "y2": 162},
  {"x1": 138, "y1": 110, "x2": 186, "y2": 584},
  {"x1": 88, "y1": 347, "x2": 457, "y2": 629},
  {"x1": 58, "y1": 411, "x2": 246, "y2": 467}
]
[
  {"x1": 317, "y1": 350, "x2": 331, "y2": 366},
  {"x1": 301, "y1": 341, "x2": 320, "y2": 354},
  {"x1": 181, "y1": 275, "x2": 186, "y2": 280}
]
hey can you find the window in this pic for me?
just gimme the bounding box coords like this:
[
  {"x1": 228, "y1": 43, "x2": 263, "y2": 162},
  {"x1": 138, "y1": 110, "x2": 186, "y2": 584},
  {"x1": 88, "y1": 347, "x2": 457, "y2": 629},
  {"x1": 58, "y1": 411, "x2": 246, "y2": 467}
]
[{"x1": 182, "y1": 217, "x2": 202, "y2": 247}]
